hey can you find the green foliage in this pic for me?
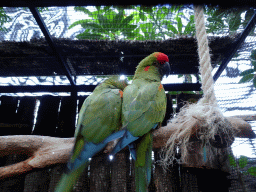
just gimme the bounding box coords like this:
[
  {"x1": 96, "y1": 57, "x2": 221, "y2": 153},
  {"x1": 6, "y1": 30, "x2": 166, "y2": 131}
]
[
  {"x1": 69, "y1": 5, "x2": 195, "y2": 40},
  {"x1": 136, "y1": 5, "x2": 195, "y2": 39},
  {"x1": 69, "y1": 5, "x2": 256, "y2": 40},
  {"x1": 205, "y1": 6, "x2": 255, "y2": 35},
  {"x1": 0, "y1": 5, "x2": 255, "y2": 38},
  {"x1": 37, "y1": 7, "x2": 49, "y2": 12},
  {"x1": 228, "y1": 154, "x2": 237, "y2": 167},
  {"x1": 239, "y1": 155, "x2": 248, "y2": 169},
  {"x1": 69, "y1": 6, "x2": 137, "y2": 40},
  {"x1": 0, "y1": 7, "x2": 11, "y2": 32},
  {"x1": 227, "y1": 10, "x2": 241, "y2": 33},
  {"x1": 166, "y1": 13, "x2": 195, "y2": 36},
  {"x1": 239, "y1": 49, "x2": 256, "y2": 88},
  {"x1": 229, "y1": 155, "x2": 256, "y2": 177},
  {"x1": 248, "y1": 167, "x2": 256, "y2": 176}
]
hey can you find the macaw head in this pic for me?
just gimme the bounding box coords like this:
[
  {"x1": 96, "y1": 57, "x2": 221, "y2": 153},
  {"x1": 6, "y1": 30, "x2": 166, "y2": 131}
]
[
  {"x1": 134, "y1": 52, "x2": 171, "y2": 81},
  {"x1": 99, "y1": 75, "x2": 128, "y2": 91},
  {"x1": 152, "y1": 52, "x2": 171, "y2": 78}
]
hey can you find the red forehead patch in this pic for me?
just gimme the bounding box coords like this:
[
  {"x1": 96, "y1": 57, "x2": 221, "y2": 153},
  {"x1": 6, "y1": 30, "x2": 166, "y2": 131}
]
[{"x1": 154, "y1": 52, "x2": 169, "y2": 64}]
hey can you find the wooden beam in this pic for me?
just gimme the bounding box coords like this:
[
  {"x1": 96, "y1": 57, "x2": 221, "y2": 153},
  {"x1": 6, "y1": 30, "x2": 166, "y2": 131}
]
[{"x1": 0, "y1": 83, "x2": 202, "y2": 93}]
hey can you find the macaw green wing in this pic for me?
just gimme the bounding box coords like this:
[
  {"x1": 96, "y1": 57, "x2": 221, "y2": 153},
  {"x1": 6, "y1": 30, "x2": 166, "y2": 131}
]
[
  {"x1": 123, "y1": 79, "x2": 166, "y2": 137},
  {"x1": 71, "y1": 88, "x2": 122, "y2": 162},
  {"x1": 111, "y1": 79, "x2": 166, "y2": 156}
]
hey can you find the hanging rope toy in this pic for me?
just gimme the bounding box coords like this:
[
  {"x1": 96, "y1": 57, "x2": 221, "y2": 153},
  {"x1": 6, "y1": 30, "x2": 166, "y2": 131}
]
[{"x1": 160, "y1": 5, "x2": 235, "y2": 168}]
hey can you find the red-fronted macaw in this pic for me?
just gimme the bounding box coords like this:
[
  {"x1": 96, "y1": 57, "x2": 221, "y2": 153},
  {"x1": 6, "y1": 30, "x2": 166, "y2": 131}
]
[
  {"x1": 55, "y1": 76, "x2": 128, "y2": 192},
  {"x1": 111, "y1": 52, "x2": 170, "y2": 192}
]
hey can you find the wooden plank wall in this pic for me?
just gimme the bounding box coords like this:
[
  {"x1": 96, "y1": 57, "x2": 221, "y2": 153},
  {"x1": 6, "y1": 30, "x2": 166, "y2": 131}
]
[{"x1": 0, "y1": 94, "x2": 236, "y2": 192}]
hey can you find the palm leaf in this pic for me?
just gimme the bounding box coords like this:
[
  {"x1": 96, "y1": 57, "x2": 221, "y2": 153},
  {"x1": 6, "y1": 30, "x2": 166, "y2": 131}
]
[
  {"x1": 167, "y1": 24, "x2": 178, "y2": 34},
  {"x1": 253, "y1": 76, "x2": 256, "y2": 88},
  {"x1": 239, "y1": 74, "x2": 254, "y2": 83},
  {"x1": 240, "y1": 69, "x2": 254, "y2": 76},
  {"x1": 76, "y1": 32, "x2": 103, "y2": 40},
  {"x1": 176, "y1": 17, "x2": 183, "y2": 34},
  {"x1": 74, "y1": 6, "x2": 93, "y2": 17},
  {"x1": 69, "y1": 19, "x2": 93, "y2": 29}
]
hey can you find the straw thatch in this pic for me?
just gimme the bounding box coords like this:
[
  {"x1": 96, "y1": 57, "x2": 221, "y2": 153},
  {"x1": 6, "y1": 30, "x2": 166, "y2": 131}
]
[{"x1": 0, "y1": 36, "x2": 238, "y2": 76}]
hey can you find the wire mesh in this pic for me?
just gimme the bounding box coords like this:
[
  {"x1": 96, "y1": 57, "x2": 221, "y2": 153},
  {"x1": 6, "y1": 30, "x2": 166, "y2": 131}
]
[{"x1": 0, "y1": 5, "x2": 255, "y2": 191}]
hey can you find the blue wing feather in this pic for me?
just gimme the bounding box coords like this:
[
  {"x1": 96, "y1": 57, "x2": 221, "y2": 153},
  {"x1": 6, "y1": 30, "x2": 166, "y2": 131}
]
[{"x1": 67, "y1": 129, "x2": 126, "y2": 172}]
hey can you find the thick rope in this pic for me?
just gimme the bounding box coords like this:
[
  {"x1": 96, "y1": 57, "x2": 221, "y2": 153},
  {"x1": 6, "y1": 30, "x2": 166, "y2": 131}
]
[
  {"x1": 194, "y1": 5, "x2": 217, "y2": 107},
  {"x1": 160, "y1": 5, "x2": 235, "y2": 167}
]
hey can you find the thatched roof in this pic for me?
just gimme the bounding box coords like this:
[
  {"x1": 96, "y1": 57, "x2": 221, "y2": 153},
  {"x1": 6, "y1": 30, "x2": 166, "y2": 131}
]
[{"x1": 0, "y1": 36, "x2": 238, "y2": 76}]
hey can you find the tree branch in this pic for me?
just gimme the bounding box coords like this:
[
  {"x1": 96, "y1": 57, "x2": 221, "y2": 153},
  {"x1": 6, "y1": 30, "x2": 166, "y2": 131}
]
[
  {"x1": 0, "y1": 115, "x2": 254, "y2": 178},
  {"x1": 0, "y1": 136, "x2": 74, "y2": 178}
]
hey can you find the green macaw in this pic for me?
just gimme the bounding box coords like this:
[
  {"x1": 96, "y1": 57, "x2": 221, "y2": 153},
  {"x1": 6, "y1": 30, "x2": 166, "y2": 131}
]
[
  {"x1": 55, "y1": 76, "x2": 128, "y2": 192},
  {"x1": 111, "y1": 52, "x2": 170, "y2": 192}
]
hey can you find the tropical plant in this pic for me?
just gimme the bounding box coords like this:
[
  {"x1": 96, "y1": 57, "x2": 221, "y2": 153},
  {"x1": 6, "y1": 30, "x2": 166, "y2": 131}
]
[
  {"x1": 229, "y1": 155, "x2": 256, "y2": 177},
  {"x1": 205, "y1": 6, "x2": 255, "y2": 35},
  {"x1": 131, "y1": 5, "x2": 194, "y2": 40},
  {"x1": 69, "y1": 5, "x2": 196, "y2": 40},
  {"x1": 239, "y1": 49, "x2": 256, "y2": 88},
  {"x1": 228, "y1": 154, "x2": 256, "y2": 192},
  {"x1": 68, "y1": 6, "x2": 137, "y2": 40},
  {"x1": 69, "y1": 5, "x2": 256, "y2": 40},
  {"x1": 0, "y1": 7, "x2": 11, "y2": 32}
]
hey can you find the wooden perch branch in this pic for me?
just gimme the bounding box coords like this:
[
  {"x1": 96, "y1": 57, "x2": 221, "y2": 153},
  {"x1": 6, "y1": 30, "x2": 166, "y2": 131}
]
[
  {"x1": 0, "y1": 136, "x2": 74, "y2": 178},
  {"x1": 0, "y1": 115, "x2": 254, "y2": 178}
]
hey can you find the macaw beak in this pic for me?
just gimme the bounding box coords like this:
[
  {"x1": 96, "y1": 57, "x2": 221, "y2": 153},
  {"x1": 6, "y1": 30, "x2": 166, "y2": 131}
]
[{"x1": 159, "y1": 62, "x2": 171, "y2": 78}]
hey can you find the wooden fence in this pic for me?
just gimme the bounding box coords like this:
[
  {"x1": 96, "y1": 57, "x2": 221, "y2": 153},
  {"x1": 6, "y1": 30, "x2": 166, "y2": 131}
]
[{"x1": 0, "y1": 94, "x2": 248, "y2": 192}]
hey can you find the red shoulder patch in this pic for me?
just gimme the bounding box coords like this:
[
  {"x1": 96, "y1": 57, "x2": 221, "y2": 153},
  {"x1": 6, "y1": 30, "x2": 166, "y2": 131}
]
[
  {"x1": 144, "y1": 66, "x2": 150, "y2": 71},
  {"x1": 158, "y1": 84, "x2": 163, "y2": 91},
  {"x1": 119, "y1": 90, "x2": 123, "y2": 98}
]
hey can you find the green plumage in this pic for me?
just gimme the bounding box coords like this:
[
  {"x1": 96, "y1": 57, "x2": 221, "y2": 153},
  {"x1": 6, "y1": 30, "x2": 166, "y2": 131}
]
[
  {"x1": 135, "y1": 132, "x2": 153, "y2": 192},
  {"x1": 71, "y1": 76, "x2": 127, "y2": 161},
  {"x1": 55, "y1": 163, "x2": 88, "y2": 192},
  {"x1": 122, "y1": 79, "x2": 166, "y2": 136},
  {"x1": 121, "y1": 52, "x2": 169, "y2": 192},
  {"x1": 55, "y1": 76, "x2": 127, "y2": 192}
]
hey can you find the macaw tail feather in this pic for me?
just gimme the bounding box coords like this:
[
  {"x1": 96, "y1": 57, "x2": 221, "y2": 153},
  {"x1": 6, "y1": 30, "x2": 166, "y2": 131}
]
[
  {"x1": 54, "y1": 162, "x2": 89, "y2": 192},
  {"x1": 135, "y1": 132, "x2": 153, "y2": 192},
  {"x1": 135, "y1": 166, "x2": 149, "y2": 192},
  {"x1": 69, "y1": 130, "x2": 126, "y2": 172}
]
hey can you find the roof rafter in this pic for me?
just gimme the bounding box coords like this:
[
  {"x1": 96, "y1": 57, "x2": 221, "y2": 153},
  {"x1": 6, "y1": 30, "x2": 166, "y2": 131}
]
[{"x1": 29, "y1": 7, "x2": 76, "y2": 87}]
